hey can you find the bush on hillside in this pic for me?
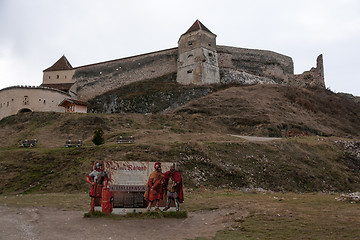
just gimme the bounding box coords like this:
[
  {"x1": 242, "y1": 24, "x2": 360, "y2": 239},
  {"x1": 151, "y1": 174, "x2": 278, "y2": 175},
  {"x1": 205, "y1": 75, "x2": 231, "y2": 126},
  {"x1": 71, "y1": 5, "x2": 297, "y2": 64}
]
[{"x1": 92, "y1": 126, "x2": 104, "y2": 145}]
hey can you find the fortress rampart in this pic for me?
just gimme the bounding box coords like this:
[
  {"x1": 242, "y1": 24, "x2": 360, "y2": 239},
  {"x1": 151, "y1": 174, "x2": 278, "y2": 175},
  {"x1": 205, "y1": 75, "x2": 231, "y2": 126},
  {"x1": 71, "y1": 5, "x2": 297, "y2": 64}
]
[
  {"x1": 288, "y1": 54, "x2": 325, "y2": 88},
  {"x1": 70, "y1": 48, "x2": 178, "y2": 100},
  {"x1": 217, "y1": 45, "x2": 294, "y2": 83},
  {"x1": 0, "y1": 86, "x2": 70, "y2": 119},
  {"x1": 70, "y1": 44, "x2": 323, "y2": 101},
  {"x1": 0, "y1": 20, "x2": 325, "y2": 119}
]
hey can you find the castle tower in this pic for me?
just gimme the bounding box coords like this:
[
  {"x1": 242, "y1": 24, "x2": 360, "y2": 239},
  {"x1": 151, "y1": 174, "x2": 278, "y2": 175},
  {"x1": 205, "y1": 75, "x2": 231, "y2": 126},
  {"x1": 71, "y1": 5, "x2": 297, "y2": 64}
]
[
  {"x1": 177, "y1": 20, "x2": 220, "y2": 85},
  {"x1": 42, "y1": 55, "x2": 76, "y2": 93}
]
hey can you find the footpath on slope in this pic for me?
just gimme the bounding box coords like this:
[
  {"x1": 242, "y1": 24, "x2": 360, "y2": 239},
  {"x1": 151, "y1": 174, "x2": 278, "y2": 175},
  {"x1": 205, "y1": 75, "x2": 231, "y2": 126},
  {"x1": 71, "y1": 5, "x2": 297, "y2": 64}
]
[{"x1": 229, "y1": 134, "x2": 282, "y2": 142}]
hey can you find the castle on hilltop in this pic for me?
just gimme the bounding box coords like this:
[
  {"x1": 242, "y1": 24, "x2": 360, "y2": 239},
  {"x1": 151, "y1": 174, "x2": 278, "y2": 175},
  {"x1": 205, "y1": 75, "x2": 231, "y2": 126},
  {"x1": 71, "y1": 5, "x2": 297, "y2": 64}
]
[{"x1": 0, "y1": 20, "x2": 325, "y2": 120}]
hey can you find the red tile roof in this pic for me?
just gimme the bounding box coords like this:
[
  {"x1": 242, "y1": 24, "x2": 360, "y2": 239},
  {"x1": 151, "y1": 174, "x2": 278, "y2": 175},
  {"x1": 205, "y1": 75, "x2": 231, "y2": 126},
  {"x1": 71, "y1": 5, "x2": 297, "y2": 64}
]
[
  {"x1": 184, "y1": 20, "x2": 213, "y2": 35},
  {"x1": 43, "y1": 55, "x2": 73, "y2": 72},
  {"x1": 59, "y1": 98, "x2": 88, "y2": 107}
]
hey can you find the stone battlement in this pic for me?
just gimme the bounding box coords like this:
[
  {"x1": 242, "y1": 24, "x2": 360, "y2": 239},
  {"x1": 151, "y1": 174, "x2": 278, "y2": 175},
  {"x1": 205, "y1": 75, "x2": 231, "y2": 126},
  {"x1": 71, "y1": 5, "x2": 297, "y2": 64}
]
[{"x1": 0, "y1": 85, "x2": 73, "y2": 95}]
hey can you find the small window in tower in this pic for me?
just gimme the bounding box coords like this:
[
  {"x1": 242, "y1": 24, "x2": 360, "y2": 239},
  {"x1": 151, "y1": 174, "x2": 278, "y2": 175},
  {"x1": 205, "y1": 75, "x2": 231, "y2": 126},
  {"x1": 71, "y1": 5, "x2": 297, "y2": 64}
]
[
  {"x1": 49, "y1": 76, "x2": 51, "y2": 79},
  {"x1": 39, "y1": 99, "x2": 41, "y2": 101},
  {"x1": 7, "y1": 102, "x2": 9, "y2": 107},
  {"x1": 57, "y1": 75, "x2": 59, "y2": 79},
  {"x1": 208, "y1": 43, "x2": 211, "y2": 47},
  {"x1": 188, "y1": 42, "x2": 193, "y2": 46},
  {"x1": 24, "y1": 96, "x2": 29, "y2": 105},
  {"x1": 65, "y1": 76, "x2": 67, "y2": 79},
  {"x1": 44, "y1": 100, "x2": 46, "y2": 104},
  {"x1": 187, "y1": 70, "x2": 193, "y2": 73}
]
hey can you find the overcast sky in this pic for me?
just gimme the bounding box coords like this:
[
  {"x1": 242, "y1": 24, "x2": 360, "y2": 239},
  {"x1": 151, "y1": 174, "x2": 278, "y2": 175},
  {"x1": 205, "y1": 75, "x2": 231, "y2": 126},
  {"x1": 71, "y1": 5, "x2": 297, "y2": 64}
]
[{"x1": 0, "y1": 0, "x2": 359, "y2": 96}]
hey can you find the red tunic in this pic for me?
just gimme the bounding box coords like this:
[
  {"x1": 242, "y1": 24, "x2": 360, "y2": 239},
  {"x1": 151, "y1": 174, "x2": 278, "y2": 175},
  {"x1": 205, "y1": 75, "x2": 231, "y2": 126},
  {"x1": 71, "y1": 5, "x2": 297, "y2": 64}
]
[
  {"x1": 145, "y1": 171, "x2": 165, "y2": 202},
  {"x1": 87, "y1": 169, "x2": 109, "y2": 198},
  {"x1": 164, "y1": 170, "x2": 184, "y2": 203}
]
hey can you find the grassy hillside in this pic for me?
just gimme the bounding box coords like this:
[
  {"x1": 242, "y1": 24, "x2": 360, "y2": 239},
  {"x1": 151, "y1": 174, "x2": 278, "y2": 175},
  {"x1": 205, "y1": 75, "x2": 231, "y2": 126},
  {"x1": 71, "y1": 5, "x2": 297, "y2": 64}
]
[
  {"x1": 1, "y1": 82, "x2": 360, "y2": 194},
  {"x1": 88, "y1": 77, "x2": 360, "y2": 137},
  {"x1": 0, "y1": 115, "x2": 359, "y2": 194},
  {"x1": 175, "y1": 84, "x2": 360, "y2": 137}
]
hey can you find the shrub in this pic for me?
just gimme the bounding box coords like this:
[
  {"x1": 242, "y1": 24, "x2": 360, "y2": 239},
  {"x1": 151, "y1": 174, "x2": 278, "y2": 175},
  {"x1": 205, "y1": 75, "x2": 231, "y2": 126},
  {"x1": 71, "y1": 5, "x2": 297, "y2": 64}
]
[{"x1": 92, "y1": 126, "x2": 104, "y2": 145}]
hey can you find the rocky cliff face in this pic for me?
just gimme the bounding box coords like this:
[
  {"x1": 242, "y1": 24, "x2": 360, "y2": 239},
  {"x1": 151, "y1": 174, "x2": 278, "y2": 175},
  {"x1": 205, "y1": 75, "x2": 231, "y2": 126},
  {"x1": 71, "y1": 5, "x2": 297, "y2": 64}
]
[
  {"x1": 87, "y1": 73, "x2": 224, "y2": 114},
  {"x1": 220, "y1": 68, "x2": 276, "y2": 85}
]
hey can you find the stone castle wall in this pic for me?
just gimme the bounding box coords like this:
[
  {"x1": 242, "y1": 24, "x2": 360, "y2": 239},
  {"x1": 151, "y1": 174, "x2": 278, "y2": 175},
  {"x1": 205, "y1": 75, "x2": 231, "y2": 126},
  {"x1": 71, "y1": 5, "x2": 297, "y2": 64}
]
[
  {"x1": 71, "y1": 44, "x2": 319, "y2": 101},
  {"x1": 0, "y1": 44, "x2": 325, "y2": 120},
  {"x1": 287, "y1": 54, "x2": 325, "y2": 88},
  {"x1": 0, "y1": 20, "x2": 326, "y2": 120},
  {"x1": 217, "y1": 45, "x2": 294, "y2": 84},
  {"x1": 0, "y1": 86, "x2": 70, "y2": 119},
  {"x1": 71, "y1": 48, "x2": 178, "y2": 101}
]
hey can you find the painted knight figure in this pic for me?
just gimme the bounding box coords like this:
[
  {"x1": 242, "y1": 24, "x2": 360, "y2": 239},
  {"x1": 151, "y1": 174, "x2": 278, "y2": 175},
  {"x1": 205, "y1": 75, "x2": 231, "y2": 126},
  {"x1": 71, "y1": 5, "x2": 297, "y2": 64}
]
[
  {"x1": 86, "y1": 162, "x2": 109, "y2": 212},
  {"x1": 163, "y1": 163, "x2": 184, "y2": 211},
  {"x1": 144, "y1": 162, "x2": 165, "y2": 211}
]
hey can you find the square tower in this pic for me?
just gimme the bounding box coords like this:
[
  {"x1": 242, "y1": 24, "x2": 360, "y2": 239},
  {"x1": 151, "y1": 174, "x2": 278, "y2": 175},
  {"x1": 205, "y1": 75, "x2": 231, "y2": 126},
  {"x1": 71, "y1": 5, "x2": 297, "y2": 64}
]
[
  {"x1": 42, "y1": 55, "x2": 76, "y2": 93},
  {"x1": 177, "y1": 20, "x2": 220, "y2": 85}
]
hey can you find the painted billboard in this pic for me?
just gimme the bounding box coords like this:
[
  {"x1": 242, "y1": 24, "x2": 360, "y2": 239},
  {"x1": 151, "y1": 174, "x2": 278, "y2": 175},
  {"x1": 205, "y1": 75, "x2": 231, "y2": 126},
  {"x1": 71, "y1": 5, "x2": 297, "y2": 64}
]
[{"x1": 102, "y1": 161, "x2": 172, "y2": 192}]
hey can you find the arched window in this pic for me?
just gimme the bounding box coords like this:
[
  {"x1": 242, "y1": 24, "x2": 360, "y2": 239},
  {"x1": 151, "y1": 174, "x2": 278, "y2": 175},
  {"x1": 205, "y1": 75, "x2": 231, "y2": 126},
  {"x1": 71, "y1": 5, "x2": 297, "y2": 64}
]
[{"x1": 18, "y1": 108, "x2": 32, "y2": 114}]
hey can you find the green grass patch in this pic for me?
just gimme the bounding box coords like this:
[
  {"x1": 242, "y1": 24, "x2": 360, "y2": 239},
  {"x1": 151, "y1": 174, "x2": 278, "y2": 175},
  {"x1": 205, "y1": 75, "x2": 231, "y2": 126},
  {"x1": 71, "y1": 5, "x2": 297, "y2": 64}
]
[{"x1": 83, "y1": 210, "x2": 188, "y2": 219}]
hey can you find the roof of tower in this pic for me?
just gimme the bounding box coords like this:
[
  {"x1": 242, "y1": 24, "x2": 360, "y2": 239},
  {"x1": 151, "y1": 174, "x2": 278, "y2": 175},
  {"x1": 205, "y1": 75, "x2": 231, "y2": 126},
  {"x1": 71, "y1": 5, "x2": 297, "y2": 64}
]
[
  {"x1": 184, "y1": 20, "x2": 214, "y2": 35},
  {"x1": 43, "y1": 55, "x2": 73, "y2": 72}
]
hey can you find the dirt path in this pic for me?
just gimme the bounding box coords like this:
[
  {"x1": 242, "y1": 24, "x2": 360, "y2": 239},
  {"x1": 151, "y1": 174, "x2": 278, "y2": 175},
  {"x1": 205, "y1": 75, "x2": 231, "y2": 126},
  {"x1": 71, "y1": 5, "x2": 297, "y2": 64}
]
[
  {"x1": 0, "y1": 205, "x2": 247, "y2": 240},
  {"x1": 229, "y1": 134, "x2": 282, "y2": 142}
]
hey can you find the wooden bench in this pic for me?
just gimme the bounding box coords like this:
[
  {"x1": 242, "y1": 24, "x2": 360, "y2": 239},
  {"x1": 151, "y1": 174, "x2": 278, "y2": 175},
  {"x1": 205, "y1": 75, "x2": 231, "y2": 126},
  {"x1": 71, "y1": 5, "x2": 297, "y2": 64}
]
[
  {"x1": 117, "y1": 136, "x2": 134, "y2": 144},
  {"x1": 21, "y1": 139, "x2": 38, "y2": 147},
  {"x1": 65, "y1": 140, "x2": 82, "y2": 147}
]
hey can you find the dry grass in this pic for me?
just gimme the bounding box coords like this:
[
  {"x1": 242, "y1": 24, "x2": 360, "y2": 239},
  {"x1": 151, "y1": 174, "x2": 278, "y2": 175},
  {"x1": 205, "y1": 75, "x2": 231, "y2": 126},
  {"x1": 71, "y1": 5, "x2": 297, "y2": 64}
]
[
  {"x1": 0, "y1": 193, "x2": 89, "y2": 211},
  {"x1": 185, "y1": 190, "x2": 360, "y2": 240},
  {"x1": 1, "y1": 190, "x2": 359, "y2": 239},
  {"x1": 1, "y1": 134, "x2": 359, "y2": 194},
  {"x1": 175, "y1": 85, "x2": 360, "y2": 138}
]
